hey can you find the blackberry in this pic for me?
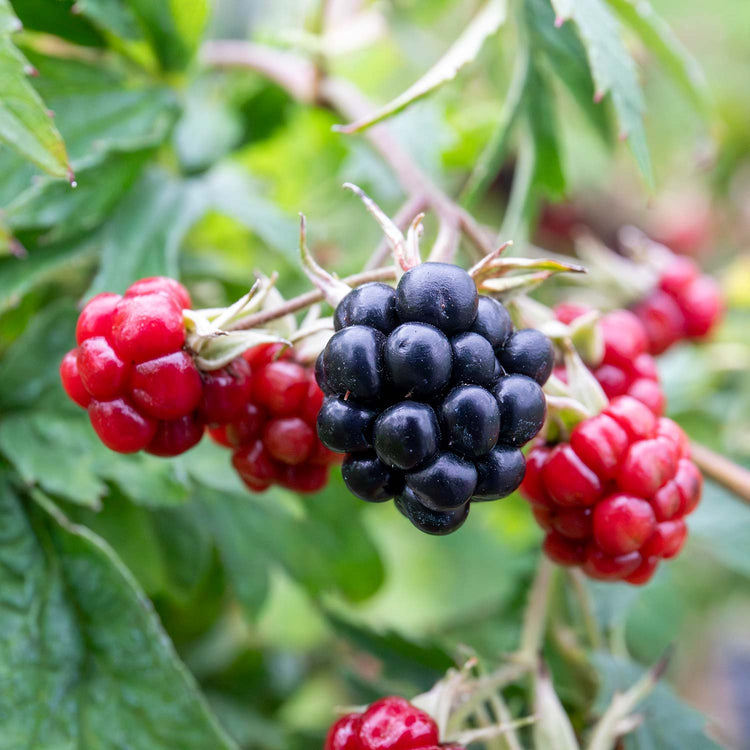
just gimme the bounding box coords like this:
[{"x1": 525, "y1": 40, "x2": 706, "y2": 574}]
[{"x1": 317, "y1": 261, "x2": 552, "y2": 535}]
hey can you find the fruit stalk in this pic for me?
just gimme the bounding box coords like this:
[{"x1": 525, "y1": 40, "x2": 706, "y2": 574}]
[
  {"x1": 227, "y1": 266, "x2": 397, "y2": 331},
  {"x1": 690, "y1": 441, "x2": 750, "y2": 503}
]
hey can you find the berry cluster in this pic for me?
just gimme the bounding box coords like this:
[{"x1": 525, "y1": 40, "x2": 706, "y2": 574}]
[
  {"x1": 555, "y1": 306, "x2": 665, "y2": 416},
  {"x1": 210, "y1": 343, "x2": 340, "y2": 494},
  {"x1": 634, "y1": 255, "x2": 723, "y2": 355},
  {"x1": 326, "y1": 696, "x2": 462, "y2": 750},
  {"x1": 60, "y1": 276, "x2": 253, "y2": 457},
  {"x1": 316, "y1": 262, "x2": 552, "y2": 535},
  {"x1": 521, "y1": 396, "x2": 702, "y2": 584}
]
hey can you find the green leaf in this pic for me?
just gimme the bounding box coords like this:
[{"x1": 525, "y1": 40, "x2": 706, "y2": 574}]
[
  {"x1": 555, "y1": 0, "x2": 652, "y2": 181},
  {"x1": 460, "y1": 39, "x2": 530, "y2": 208},
  {"x1": 0, "y1": 485, "x2": 237, "y2": 750},
  {"x1": 524, "y1": 0, "x2": 612, "y2": 142},
  {"x1": 4, "y1": 151, "x2": 149, "y2": 241},
  {"x1": 604, "y1": 0, "x2": 711, "y2": 114},
  {"x1": 0, "y1": 411, "x2": 190, "y2": 509},
  {"x1": 525, "y1": 57, "x2": 566, "y2": 198},
  {"x1": 75, "y1": 0, "x2": 142, "y2": 40},
  {"x1": 0, "y1": 300, "x2": 77, "y2": 404},
  {"x1": 195, "y1": 472, "x2": 384, "y2": 615},
  {"x1": 326, "y1": 613, "x2": 454, "y2": 691},
  {"x1": 126, "y1": 0, "x2": 210, "y2": 71},
  {"x1": 10, "y1": 0, "x2": 105, "y2": 47},
  {"x1": 0, "y1": 2, "x2": 70, "y2": 177},
  {"x1": 89, "y1": 168, "x2": 209, "y2": 295},
  {"x1": 592, "y1": 654, "x2": 722, "y2": 749},
  {"x1": 335, "y1": 0, "x2": 508, "y2": 134},
  {"x1": 26, "y1": 51, "x2": 178, "y2": 170}
]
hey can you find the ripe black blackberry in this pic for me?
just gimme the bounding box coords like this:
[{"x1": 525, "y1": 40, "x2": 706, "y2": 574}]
[{"x1": 317, "y1": 263, "x2": 552, "y2": 535}]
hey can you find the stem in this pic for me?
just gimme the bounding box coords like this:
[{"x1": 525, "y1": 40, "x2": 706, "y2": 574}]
[
  {"x1": 518, "y1": 555, "x2": 557, "y2": 663},
  {"x1": 567, "y1": 569, "x2": 604, "y2": 651},
  {"x1": 690, "y1": 441, "x2": 750, "y2": 504},
  {"x1": 227, "y1": 266, "x2": 396, "y2": 331},
  {"x1": 365, "y1": 193, "x2": 427, "y2": 270},
  {"x1": 201, "y1": 41, "x2": 496, "y2": 262}
]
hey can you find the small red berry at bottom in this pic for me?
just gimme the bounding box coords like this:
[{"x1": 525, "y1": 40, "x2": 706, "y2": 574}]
[
  {"x1": 357, "y1": 696, "x2": 439, "y2": 750},
  {"x1": 617, "y1": 437, "x2": 678, "y2": 498},
  {"x1": 642, "y1": 519, "x2": 687, "y2": 559},
  {"x1": 146, "y1": 414, "x2": 205, "y2": 457},
  {"x1": 60, "y1": 350, "x2": 91, "y2": 408},
  {"x1": 89, "y1": 398, "x2": 157, "y2": 453},
  {"x1": 325, "y1": 714, "x2": 362, "y2": 750},
  {"x1": 224, "y1": 402, "x2": 266, "y2": 447},
  {"x1": 625, "y1": 555, "x2": 660, "y2": 585}
]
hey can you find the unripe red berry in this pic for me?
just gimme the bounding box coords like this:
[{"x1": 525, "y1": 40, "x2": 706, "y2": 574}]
[
  {"x1": 198, "y1": 358, "x2": 252, "y2": 425},
  {"x1": 553, "y1": 302, "x2": 591, "y2": 324},
  {"x1": 251, "y1": 360, "x2": 309, "y2": 417},
  {"x1": 583, "y1": 546, "x2": 641, "y2": 581},
  {"x1": 532, "y1": 505, "x2": 555, "y2": 532},
  {"x1": 650, "y1": 480, "x2": 682, "y2": 521},
  {"x1": 593, "y1": 364, "x2": 629, "y2": 399},
  {"x1": 616, "y1": 437, "x2": 678, "y2": 498},
  {"x1": 674, "y1": 458, "x2": 702, "y2": 515},
  {"x1": 325, "y1": 714, "x2": 362, "y2": 750},
  {"x1": 300, "y1": 376, "x2": 325, "y2": 425},
  {"x1": 624, "y1": 554, "x2": 660, "y2": 585},
  {"x1": 676, "y1": 276, "x2": 723, "y2": 338},
  {"x1": 75, "y1": 292, "x2": 121, "y2": 344},
  {"x1": 593, "y1": 494, "x2": 656, "y2": 556},
  {"x1": 242, "y1": 342, "x2": 290, "y2": 369},
  {"x1": 635, "y1": 290, "x2": 686, "y2": 355},
  {"x1": 570, "y1": 414, "x2": 628, "y2": 479},
  {"x1": 60, "y1": 349, "x2": 91, "y2": 408},
  {"x1": 521, "y1": 446, "x2": 553, "y2": 507},
  {"x1": 77, "y1": 336, "x2": 129, "y2": 400},
  {"x1": 110, "y1": 293, "x2": 185, "y2": 364},
  {"x1": 604, "y1": 396, "x2": 657, "y2": 443},
  {"x1": 542, "y1": 444, "x2": 602, "y2": 507},
  {"x1": 263, "y1": 417, "x2": 315, "y2": 465},
  {"x1": 551, "y1": 506, "x2": 592, "y2": 540},
  {"x1": 146, "y1": 414, "x2": 205, "y2": 457},
  {"x1": 129, "y1": 351, "x2": 203, "y2": 420},
  {"x1": 88, "y1": 398, "x2": 157, "y2": 453},
  {"x1": 657, "y1": 418, "x2": 691, "y2": 459},
  {"x1": 125, "y1": 276, "x2": 192, "y2": 310},
  {"x1": 232, "y1": 440, "x2": 278, "y2": 492},
  {"x1": 277, "y1": 463, "x2": 329, "y2": 493},
  {"x1": 642, "y1": 519, "x2": 687, "y2": 559},
  {"x1": 224, "y1": 402, "x2": 266, "y2": 447},
  {"x1": 600, "y1": 310, "x2": 647, "y2": 368},
  {"x1": 659, "y1": 257, "x2": 699, "y2": 297},
  {"x1": 543, "y1": 532, "x2": 586, "y2": 566},
  {"x1": 357, "y1": 696, "x2": 439, "y2": 750},
  {"x1": 626, "y1": 378, "x2": 665, "y2": 416}
]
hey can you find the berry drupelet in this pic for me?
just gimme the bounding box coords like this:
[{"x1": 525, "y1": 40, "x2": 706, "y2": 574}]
[
  {"x1": 521, "y1": 395, "x2": 702, "y2": 585},
  {"x1": 325, "y1": 695, "x2": 463, "y2": 750},
  {"x1": 317, "y1": 263, "x2": 552, "y2": 535}
]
